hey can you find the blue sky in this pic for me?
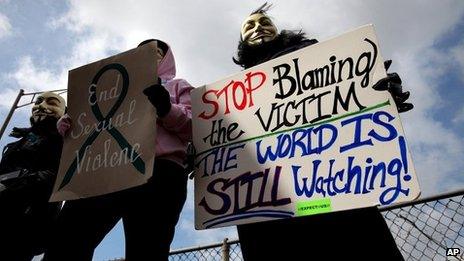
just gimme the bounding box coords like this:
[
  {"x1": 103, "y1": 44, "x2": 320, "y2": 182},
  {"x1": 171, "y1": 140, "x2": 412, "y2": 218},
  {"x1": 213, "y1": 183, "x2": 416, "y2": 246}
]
[{"x1": 1, "y1": 1, "x2": 464, "y2": 260}]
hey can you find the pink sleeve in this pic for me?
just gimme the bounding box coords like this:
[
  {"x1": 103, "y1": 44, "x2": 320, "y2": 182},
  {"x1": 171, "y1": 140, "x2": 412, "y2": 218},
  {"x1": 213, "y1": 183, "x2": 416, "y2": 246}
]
[{"x1": 160, "y1": 79, "x2": 193, "y2": 142}]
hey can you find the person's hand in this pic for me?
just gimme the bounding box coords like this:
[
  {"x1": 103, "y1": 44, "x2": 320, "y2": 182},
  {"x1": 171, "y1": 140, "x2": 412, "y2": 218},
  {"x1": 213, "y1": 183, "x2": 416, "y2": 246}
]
[
  {"x1": 9, "y1": 127, "x2": 31, "y2": 138},
  {"x1": 184, "y1": 142, "x2": 197, "y2": 179},
  {"x1": 143, "y1": 79, "x2": 171, "y2": 118},
  {"x1": 372, "y1": 60, "x2": 414, "y2": 113},
  {"x1": 57, "y1": 114, "x2": 72, "y2": 137}
]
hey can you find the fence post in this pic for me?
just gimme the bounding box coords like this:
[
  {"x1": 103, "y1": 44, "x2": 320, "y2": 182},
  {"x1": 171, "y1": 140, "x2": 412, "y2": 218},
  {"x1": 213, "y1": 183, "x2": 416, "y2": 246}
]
[
  {"x1": 221, "y1": 238, "x2": 230, "y2": 261},
  {"x1": 0, "y1": 89, "x2": 24, "y2": 141}
]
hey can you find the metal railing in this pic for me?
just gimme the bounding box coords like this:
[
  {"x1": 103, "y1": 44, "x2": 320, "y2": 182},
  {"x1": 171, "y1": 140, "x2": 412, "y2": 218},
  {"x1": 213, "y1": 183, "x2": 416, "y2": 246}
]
[{"x1": 165, "y1": 189, "x2": 464, "y2": 261}]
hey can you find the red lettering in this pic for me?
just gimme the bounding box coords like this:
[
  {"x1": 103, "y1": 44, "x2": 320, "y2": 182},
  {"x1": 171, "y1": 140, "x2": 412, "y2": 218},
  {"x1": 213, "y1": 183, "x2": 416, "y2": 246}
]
[
  {"x1": 232, "y1": 81, "x2": 247, "y2": 110},
  {"x1": 245, "y1": 71, "x2": 266, "y2": 107},
  {"x1": 198, "y1": 89, "x2": 219, "y2": 120},
  {"x1": 198, "y1": 71, "x2": 267, "y2": 119}
]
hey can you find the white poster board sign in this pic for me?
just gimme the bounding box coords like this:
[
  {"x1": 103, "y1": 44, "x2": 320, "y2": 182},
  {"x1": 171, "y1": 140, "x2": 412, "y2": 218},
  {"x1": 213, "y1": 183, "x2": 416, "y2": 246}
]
[
  {"x1": 51, "y1": 42, "x2": 158, "y2": 201},
  {"x1": 192, "y1": 25, "x2": 420, "y2": 229}
]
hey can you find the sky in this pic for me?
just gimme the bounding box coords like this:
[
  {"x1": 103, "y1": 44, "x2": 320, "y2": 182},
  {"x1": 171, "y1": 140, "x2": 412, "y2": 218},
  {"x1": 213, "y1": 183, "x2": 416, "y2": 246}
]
[{"x1": 0, "y1": 0, "x2": 464, "y2": 260}]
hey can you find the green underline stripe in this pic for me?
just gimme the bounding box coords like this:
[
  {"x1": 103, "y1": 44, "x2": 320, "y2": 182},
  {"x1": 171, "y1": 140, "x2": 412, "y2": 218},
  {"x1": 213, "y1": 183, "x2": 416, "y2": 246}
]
[{"x1": 196, "y1": 100, "x2": 390, "y2": 157}]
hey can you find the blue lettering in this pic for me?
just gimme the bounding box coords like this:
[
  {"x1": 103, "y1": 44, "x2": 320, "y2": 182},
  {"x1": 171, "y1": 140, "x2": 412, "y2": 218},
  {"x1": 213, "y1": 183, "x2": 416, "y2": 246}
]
[
  {"x1": 224, "y1": 143, "x2": 246, "y2": 172},
  {"x1": 278, "y1": 134, "x2": 292, "y2": 158},
  {"x1": 291, "y1": 136, "x2": 412, "y2": 206},
  {"x1": 378, "y1": 136, "x2": 410, "y2": 205},
  {"x1": 199, "y1": 166, "x2": 291, "y2": 216},
  {"x1": 313, "y1": 124, "x2": 338, "y2": 154},
  {"x1": 256, "y1": 124, "x2": 338, "y2": 164},
  {"x1": 292, "y1": 161, "x2": 320, "y2": 197},
  {"x1": 368, "y1": 111, "x2": 397, "y2": 142},
  {"x1": 289, "y1": 128, "x2": 311, "y2": 158},
  {"x1": 256, "y1": 139, "x2": 279, "y2": 164},
  {"x1": 340, "y1": 113, "x2": 373, "y2": 153},
  {"x1": 196, "y1": 144, "x2": 246, "y2": 177}
]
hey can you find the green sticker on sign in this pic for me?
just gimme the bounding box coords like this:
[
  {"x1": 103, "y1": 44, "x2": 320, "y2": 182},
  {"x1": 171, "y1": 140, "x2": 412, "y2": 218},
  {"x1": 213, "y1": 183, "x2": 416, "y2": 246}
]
[{"x1": 296, "y1": 198, "x2": 332, "y2": 216}]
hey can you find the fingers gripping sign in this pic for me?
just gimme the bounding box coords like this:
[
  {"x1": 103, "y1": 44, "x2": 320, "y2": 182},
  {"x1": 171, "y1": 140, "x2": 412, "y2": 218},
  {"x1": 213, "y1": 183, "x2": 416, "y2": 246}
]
[{"x1": 372, "y1": 60, "x2": 414, "y2": 113}]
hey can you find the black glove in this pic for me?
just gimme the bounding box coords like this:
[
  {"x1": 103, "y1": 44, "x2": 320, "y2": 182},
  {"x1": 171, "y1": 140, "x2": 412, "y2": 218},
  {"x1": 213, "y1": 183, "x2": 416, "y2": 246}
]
[
  {"x1": 9, "y1": 127, "x2": 31, "y2": 138},
  {"x1": 183, "y1": 142, "x2": 197, "y2": 179},
  {"x1": 372, "y1": 60, "x2": 414, "y2": 113},
  {"x1": 143, "y1": 79, "x2": 172, "y2": 118}
]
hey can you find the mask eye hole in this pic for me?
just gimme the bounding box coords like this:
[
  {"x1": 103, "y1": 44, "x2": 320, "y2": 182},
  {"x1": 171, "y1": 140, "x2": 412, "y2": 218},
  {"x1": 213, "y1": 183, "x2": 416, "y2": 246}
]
[
  {"x1": 260, "y1": 20, "x2": 271, "y2": 26},
  {"x1": 243, "y1": 22, "x2": 254, "y2": 31},
  {"x1": 47, "y1": 99, "x2": 59, "y2": 107},
  {"x1": 34, "y1": 97, "x2": 44, "y2": 105}
]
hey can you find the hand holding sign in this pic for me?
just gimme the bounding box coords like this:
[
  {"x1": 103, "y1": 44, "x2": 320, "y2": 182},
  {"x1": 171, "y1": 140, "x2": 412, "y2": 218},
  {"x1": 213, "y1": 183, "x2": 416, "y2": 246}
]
[
  {"x1": 143, "y1": 82, "x2": 172, "y2": 117},
  {"x1": 57, "y1": 114, "x2": 72, "y2": 137},
  {"x1": 372, "y1": 60, "x2": 414, "y2": 113}
]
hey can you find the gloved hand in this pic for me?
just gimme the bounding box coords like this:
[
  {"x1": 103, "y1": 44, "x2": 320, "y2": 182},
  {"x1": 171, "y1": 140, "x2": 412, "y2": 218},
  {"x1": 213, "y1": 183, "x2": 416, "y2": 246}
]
[
  {"x1": 9, "y1": 127, "x2": 31, "y2": 138},
  {"x1": 57, "y1": 114, "x2": 72, "y2": 137},
  {"x1": 143, "y1": 79, "x2": 172, "y2": 118},
  {"x1": 372, "y1": 60, "x2": 414, "y2": 113},
  {"x1": 184, "y1": 142, "x2": 197, "y2": 179}
]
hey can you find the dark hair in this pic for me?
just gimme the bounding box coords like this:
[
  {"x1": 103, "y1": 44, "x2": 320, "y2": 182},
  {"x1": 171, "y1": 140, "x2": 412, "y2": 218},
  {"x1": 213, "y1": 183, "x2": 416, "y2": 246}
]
[
  {"x1": 137, "y1": 39, "x2": 168, "y2": 54},
  {"x1": 250, "y1": 2, "x2": 273, "y2": 16}
]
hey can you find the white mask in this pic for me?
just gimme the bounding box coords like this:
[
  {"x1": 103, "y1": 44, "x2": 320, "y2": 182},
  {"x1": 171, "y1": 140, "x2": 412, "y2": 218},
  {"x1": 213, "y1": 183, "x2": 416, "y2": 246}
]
[
  {"x1": 31, "y1": 92, "x2": 66, "y2": 124},
  {"x1": 241, "y1": 13, "x2": 278, "y2": 46}
]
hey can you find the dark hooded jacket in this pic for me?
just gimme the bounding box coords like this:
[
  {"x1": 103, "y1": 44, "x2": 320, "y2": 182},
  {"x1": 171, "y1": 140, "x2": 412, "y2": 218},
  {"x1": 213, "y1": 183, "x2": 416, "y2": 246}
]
[{"x1": 0, "y1": 117, "x2": 62, "y2": 257}]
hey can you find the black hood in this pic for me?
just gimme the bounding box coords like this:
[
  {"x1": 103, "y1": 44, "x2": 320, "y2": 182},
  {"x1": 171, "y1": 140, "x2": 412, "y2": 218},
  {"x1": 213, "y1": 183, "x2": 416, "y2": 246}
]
[{"x1": 233, "y1": 30, "x2": 318, "y2": 69}]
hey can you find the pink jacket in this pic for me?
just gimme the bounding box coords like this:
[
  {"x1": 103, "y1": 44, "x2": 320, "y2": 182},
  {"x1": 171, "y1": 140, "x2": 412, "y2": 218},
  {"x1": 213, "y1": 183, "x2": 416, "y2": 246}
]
[
  {"x1": 155, "y1": 42, "x2": 193, "y2": 166},
  {"x1": 58, "y1": 42, "x2": 193, "y2": 167}
]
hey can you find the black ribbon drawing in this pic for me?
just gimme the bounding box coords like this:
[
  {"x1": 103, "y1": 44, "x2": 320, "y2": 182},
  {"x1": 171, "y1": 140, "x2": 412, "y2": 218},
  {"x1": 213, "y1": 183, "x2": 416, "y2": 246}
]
[{"x1": 59, "y1": 63, "x2": 145, "y2": 190}]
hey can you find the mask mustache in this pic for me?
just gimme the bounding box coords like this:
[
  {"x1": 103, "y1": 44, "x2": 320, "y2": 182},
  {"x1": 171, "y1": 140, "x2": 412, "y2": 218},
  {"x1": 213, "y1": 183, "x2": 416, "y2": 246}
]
[
  {"x1": 251, "y1": 30, "x2": 273, "y2": 39},
  {"x1": 32, "y1": 107, "x2": 53, "y2": 116}
]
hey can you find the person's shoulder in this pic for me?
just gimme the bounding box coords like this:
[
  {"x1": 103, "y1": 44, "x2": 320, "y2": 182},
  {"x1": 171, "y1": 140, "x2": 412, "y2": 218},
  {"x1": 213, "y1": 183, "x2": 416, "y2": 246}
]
[{"x1": 298, "y1": 38, "x2": 318, "y2": 49}]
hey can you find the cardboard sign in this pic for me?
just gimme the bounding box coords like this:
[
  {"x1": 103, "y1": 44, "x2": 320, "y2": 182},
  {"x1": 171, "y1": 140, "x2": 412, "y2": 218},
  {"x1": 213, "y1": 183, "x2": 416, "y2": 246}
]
[
  {"x1": 51, "y1": 42, "x2": 158, "y2": 201},
  {"x1": 192, "y1": 25, "x2": 420, "y2": 229}
]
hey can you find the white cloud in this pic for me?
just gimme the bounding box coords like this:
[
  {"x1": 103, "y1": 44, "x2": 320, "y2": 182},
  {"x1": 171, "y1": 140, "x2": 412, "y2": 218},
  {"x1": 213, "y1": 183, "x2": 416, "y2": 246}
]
[
  {"x1": 452, "y1": 43, "x2": 464, "y2": 82},
  {"x1": 6, "y1": 56, "x2": 67, "y2": 91},
  {"x1": 1, "y1": 56, "x2": 68, "y2": 111},
  {"x1": 0, "y1": 87, "x2": 22, "y2": 108},
  {"x1": 47, "y1": 1, "x2": 260, "y2": 86},
  {"x1": 453, "y1": 107, "x2": 464, "y2": 124},
  {"x1": 0, "y1": 12, "x2": 12, "y2": 39}
]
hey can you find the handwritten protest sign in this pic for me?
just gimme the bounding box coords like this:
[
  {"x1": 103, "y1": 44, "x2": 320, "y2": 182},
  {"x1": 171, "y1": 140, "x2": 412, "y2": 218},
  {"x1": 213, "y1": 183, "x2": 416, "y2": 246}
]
[
  {"x1": 192, "y1": 25, "x2": 420, "y2": 229},
  {"x1": 51, "y1": 42, "x2": 158, "y2": 201}
]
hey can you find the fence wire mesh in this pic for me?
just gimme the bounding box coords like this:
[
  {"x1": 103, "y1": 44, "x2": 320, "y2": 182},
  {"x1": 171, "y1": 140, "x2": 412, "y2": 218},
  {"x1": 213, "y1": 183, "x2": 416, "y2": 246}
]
[
  {"x1": 166, "y1": 190, "x2": 464, "y2": 261},
  {"x1": 381, "y1": 190, "x2": 464, "y2": 261},
  {"x1": 168, "y1": 239, "x2": 242, "y2": 261}
]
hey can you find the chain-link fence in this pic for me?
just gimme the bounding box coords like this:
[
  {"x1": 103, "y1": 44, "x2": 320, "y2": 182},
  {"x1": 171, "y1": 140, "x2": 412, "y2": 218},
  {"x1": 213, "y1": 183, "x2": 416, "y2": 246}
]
[
  {"x1": 381, "y1": 189, "x2": 464, "y2": 261},
  {"x1": 166, "y1": 189, "x2": 464, "y2": 261},
  {"x1": 168, "y1": 238, "x2": 242, "y2": 261}
]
